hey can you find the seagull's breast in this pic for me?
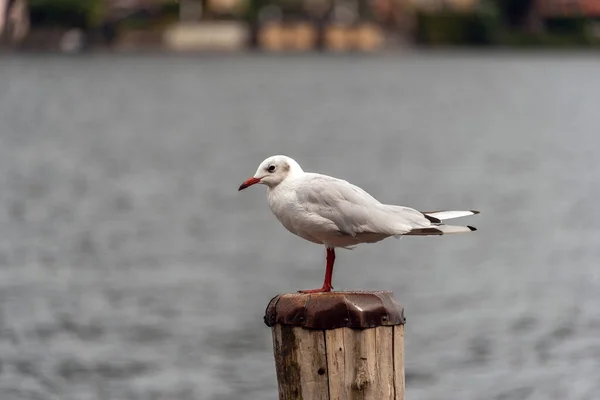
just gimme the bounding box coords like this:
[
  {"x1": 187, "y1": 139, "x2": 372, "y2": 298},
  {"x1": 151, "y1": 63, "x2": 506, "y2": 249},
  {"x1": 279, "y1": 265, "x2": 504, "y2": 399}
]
[{"x1": 267, "y1": 184, "x2": 331, "y2": 245}]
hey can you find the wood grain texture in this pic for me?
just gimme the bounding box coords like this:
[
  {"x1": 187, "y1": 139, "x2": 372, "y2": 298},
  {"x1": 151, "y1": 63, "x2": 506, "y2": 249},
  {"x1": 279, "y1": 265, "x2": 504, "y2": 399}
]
[
  {"x1": 272, "y1": 325, "x2": 329, "y2": 400},
  {"x1": 374, "y1": 326, "x2": 395, "y2": 399},
  {"x1": 325, "y1": 327, "x2": 395, "y2": 400},
  {"x1": 393, "y1": 325, "x2": 405, "y2": 400}
]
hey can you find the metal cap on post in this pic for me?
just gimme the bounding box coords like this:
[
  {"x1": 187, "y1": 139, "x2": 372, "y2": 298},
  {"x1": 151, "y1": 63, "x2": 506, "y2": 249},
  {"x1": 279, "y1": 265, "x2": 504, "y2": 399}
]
[
  {"x1": 264, "y1": 291, "x2": 405, "y2": 329},
  {"x1": 265, "y1": 291, "x2": 406, "y2": 400}
]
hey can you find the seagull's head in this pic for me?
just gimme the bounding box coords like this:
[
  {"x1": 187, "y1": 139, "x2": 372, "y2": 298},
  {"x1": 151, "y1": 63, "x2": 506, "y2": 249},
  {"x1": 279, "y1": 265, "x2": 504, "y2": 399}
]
[{"x1": 238, "y1": 155, "x2": 303, "y2": 191}]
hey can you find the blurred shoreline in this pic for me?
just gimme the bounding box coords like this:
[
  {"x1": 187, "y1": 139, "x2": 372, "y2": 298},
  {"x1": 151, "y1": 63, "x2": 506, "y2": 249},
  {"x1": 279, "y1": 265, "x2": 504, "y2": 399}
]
[
  {"x1": 2, "y1": 0, "x2": 600, "y2": 55},
  {"x1": 3, "y1": 42, "x2": 600, "y2": 56}
]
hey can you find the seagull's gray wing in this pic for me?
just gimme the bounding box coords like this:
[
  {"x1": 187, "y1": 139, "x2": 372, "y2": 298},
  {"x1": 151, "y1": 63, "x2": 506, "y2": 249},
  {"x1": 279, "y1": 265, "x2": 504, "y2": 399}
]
[{"x1": 294, "y1": 173, "x2": 431, "y2": 236}]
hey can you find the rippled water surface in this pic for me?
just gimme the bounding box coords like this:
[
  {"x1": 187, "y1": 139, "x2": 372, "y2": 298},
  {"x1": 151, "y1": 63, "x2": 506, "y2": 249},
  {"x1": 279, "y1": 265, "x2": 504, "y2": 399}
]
[{"x1": 1, "y1": 53, "x2": 599, "y2": 400}]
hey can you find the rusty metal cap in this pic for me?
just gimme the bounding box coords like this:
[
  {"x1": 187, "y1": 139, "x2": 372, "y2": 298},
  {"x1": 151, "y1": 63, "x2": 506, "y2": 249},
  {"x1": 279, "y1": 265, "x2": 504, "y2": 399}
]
[{"x1": 264, "y1": 291, "x2": 405, "y2": 330}]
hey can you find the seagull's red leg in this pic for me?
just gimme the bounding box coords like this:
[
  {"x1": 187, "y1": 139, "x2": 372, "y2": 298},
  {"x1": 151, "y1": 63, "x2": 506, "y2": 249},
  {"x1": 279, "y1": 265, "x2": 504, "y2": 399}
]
[
  {"x1": 299, "y1": 248, "x2": 335, "y2": 293},
  {"x1": 323, "y1": 248, "x2": 335, "y2": 290}
]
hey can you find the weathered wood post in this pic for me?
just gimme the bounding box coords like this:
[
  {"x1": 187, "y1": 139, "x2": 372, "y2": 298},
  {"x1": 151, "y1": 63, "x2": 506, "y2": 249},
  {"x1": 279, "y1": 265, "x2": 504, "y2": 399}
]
[{"x1": 264, "y1": 291, "x2": 405, "y2": 400}]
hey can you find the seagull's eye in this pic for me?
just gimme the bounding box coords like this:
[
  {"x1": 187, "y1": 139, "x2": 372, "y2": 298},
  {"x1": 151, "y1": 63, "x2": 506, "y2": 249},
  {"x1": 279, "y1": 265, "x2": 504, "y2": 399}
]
[{"x1": 267, "y1": 165, "x2": 276, "y2": 173}]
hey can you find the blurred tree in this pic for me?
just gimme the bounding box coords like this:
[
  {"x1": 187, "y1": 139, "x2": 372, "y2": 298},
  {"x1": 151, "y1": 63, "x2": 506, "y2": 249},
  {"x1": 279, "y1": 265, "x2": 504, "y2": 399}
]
[
  {"x1": 29, "y1": 0, "x2": 106, "y2": 28},
  {"x1": 1, "y1": 0, "x2": 30, "y2": 43},
  {"x1": 179, "y1": 0, "x2": 202, "y2": 21},
  {"x1": 492, "y1": 0, "x2": 536, "y2": 28}
]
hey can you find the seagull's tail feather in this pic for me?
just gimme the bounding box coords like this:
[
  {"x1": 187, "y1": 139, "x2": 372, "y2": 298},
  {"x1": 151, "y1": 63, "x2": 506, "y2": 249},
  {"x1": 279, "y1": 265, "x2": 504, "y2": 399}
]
[
  {"x1": 422, "y1": 210, "x2": 479, "y2": 221},
  {"x1": 406, "y1": 225, "x2": 477, "y2": 236}
]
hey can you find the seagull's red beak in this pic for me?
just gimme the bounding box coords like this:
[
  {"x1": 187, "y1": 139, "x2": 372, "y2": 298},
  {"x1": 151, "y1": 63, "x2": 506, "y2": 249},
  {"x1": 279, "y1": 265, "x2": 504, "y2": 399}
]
[{"x1": 238, "y1": 177, "x2": 261, "y2": 191}]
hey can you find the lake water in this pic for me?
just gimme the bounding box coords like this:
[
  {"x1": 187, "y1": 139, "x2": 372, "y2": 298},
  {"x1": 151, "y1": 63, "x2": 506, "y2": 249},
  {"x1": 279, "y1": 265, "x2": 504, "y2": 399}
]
[{"x1": 1, "y1": 52, "x2": 599, "y2": 400}]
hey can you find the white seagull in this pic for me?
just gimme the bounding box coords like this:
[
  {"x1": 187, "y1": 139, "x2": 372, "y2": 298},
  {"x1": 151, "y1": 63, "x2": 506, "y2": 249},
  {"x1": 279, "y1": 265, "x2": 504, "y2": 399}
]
[{"x1": 238, "y1": 155, "x2": 479, "y2": 293}]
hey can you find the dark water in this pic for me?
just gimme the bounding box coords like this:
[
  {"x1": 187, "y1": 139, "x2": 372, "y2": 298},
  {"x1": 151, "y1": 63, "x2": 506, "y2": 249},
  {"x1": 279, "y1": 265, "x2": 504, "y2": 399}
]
[{"x1": 1, "y1": 53, "x2": 599, "y2": 400}]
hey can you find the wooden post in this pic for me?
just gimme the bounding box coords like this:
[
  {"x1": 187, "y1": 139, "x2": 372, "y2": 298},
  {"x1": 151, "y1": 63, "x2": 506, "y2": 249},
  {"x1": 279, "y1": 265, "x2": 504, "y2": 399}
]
[{"x1": 264, "y1": 291, "x2": 405, "y2": 400}]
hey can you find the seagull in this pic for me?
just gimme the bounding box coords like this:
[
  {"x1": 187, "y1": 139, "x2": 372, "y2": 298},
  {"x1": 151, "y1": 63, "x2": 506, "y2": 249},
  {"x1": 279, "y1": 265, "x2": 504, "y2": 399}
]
[{"x1": 238, "y1": 155, "x2": 479, "y2": 293}]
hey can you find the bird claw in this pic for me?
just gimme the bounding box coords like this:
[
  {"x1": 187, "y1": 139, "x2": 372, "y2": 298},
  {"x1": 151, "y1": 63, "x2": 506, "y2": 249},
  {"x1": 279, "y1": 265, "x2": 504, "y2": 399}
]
[{"x1": 298, "y1": 286, "x2": 333, "y2": 294}]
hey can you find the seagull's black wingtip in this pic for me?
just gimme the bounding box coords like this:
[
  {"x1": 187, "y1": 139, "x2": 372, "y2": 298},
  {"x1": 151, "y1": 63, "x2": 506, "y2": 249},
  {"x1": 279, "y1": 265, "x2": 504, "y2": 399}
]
[
  {"x1": 468, "y1": 226, "x2": 477, "y2": 231},
  {"x1": 470, "y1": 210, "x2": 481, "y2": 215}
]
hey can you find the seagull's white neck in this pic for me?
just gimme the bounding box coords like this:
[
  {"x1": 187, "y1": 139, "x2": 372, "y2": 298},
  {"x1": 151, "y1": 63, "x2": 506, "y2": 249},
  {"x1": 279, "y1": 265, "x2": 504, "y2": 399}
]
[{"x1": 271, "y1": 170, "x2": 303, "y2": 193}]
